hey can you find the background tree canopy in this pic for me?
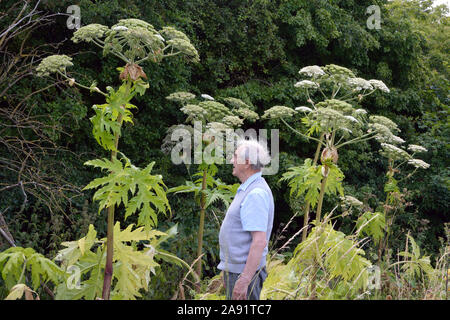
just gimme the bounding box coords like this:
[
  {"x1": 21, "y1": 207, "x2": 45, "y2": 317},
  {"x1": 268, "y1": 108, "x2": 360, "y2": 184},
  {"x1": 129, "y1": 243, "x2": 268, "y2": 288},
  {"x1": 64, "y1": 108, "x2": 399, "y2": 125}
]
[{"x1": 0, "y1": 0, "x2": 448, "y2": 299}]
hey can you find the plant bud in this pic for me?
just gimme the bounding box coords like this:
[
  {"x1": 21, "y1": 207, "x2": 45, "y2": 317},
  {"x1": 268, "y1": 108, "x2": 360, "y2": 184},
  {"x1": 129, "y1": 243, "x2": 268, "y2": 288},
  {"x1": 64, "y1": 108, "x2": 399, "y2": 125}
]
[
  {"x1": 321, "y1": 147, "x2": 339, "y2": 164},
  {"x1": 119, "y1": 63, "x2": 148, "y2": 81}
]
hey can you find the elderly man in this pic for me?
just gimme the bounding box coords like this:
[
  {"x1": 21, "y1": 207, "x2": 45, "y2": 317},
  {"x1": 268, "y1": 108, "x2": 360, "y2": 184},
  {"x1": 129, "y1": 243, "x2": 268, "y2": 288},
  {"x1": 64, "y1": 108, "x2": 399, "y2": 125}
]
[{"x1": 218, "y1": 139, "x2": 274, "y2": 300}]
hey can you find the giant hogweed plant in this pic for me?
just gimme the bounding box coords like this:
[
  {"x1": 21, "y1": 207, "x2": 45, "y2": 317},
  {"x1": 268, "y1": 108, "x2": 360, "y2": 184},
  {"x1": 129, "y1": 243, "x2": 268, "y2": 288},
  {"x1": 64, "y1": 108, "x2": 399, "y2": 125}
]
[
  {"x1": 263, "y1": 64, "x2": 397, "y2": 240},
  {"x1": 262, "y1": 64, "x2": 393, "y2": 298},
  {"x1": 163, "y1": 93, "x2": 258, "y2": 280},
  {"x1": 26, "y1": 19, "x2": 199, "y2": 300},
  {"x1": 261, "y1": 64, "x2": 436, "y2": 299}
]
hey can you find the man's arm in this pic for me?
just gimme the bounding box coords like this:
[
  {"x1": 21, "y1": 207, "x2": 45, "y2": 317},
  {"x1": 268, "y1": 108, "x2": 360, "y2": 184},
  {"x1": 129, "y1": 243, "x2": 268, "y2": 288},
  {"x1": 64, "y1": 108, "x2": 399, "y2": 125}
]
[{"x1": 232, "y1": 231, "x2": 266, "y2": 300}]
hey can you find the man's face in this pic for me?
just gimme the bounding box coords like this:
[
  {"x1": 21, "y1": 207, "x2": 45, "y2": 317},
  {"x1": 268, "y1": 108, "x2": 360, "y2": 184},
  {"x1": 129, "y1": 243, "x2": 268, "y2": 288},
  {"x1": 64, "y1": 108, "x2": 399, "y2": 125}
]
[{"x1": 232, "y1": 147, "x2": 248, "y2": 178}]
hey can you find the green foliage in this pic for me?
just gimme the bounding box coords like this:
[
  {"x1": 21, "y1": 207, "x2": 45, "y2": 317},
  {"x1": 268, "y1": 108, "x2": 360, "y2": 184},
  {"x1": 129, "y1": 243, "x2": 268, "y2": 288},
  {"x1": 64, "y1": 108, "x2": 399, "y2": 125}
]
[
  {"x1": 169, "y1": 164, "x2": 239, "y2": 210},
  {"x1": 356, "y1": 211, "x2": 386, "y2": 244},
  {"x1": 0, "y1": 247, "x2": 63, "y2": 291},
  {"x1": 281, "y1": 158, "x2": 344, "y2": 209},
  {"x1": 397, "y1": 234, "x2": 435, "y2": 280},
  {"x1": 262, "y1": 222, "x2": 372, "y2": 299},
  {"x1": 83, "y1": 155, "x2": 170, "y2": 229},
  {"x1": 54, "y1": 223, "x2": 180, "y2": 300}
]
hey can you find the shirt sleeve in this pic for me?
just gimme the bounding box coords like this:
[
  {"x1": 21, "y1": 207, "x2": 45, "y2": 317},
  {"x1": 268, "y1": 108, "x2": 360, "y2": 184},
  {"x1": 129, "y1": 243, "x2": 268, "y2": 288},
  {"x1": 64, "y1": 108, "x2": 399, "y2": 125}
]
[{"x1": 240, "y1": 188, "x2": 270, "y2": 232}]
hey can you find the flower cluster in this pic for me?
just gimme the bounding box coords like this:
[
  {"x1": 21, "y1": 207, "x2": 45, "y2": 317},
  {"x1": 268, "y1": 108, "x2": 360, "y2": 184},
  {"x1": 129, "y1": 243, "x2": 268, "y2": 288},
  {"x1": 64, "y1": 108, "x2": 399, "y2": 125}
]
[
  {"x1": 299, "y1": 65, "x2": 325, "y2": 77},
  {"x1": 322, "y1": 64, "x2": 356, "y2": 78},
  {"x1": 355, "y1": 109, "x2": 367, "y2": 116},
  {"x1": 198, "y1": 101, "x2": 233, "y2": 122},
  {"x1": 201, "y1": 94, "x2": 215, "y2": 101},
  {"x1": 347, "y1": 77, "x2": 373, "y2": 91},
  {"x1": 166, "y1": 91, "x2": 196, "y2": 103},
  {"x1": 407, "y1": 159, "x2": 430, "y2": 169},
  {"x1": 72, "y1": 24, "x2": 109, "y2": 43},
  {"x1": 262, "y1": 106, "x2": 296, "y2": 119},
  {"x1": 294, "y1": 80, "x2": 320, "y2": 90},
  {"x1": 295, "y1": 106, "x2": 313, "y2": 113},
  {"x1": 312, "y1": 107, "x2": 351, "y2": 130},
  {"x1": 233, "y1": 107, "x2": 259, "y2": 122},
  {"x1": 379, "y1": 143, "x2": 411, "y2": 161},
  {"x1": 222, "y1": 115, "x2": 244, "y2": 128},
  {"x1": 316, "y1": 99, "x2": 354, "y2": 115},
  {"x1": 340, "y1": 195, "x2": 364, "y2": 208},
  {"x1": 368, "y1": 80, "x2": 390, "y2": 93},
  {"x1": 166, "y1": 92, "x2": 258, "y2": 130},
  {"x1": 369, "y1": 123, "x2": 404, "y2": 145},
  {"x1": 369, "y1": 115, "x2": 399, "y2": 133},
  {"x1": 180, "y1": 104, "x2": 207, "y2": 122},
  {"x1": 72, "y1": 19, "x2": 199, "y2": 65},
  {"x1": 166, "y1": 38, "x2": 200, "y2": 63},
  {"x1": 160, "y1": 26, "x2": 190, "y2": 42},
  {"x1": 36, "y1": 55, "x2": 73, "y2": 76},
  {"x1": 407, "y1": 144, "x2": 428, "y2": 153}
]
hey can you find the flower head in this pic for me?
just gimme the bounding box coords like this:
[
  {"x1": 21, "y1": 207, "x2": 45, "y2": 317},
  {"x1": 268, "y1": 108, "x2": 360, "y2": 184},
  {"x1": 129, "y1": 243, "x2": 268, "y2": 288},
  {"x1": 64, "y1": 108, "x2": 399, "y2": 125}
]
[
  {"x1": 299, "y1": 65, "x2": 325, "y2": 77},
  {"x1": 370, "y1": 115, "x2": 399, "y2": 133},
  {"x1": 407, "y1": 144, "x2": 428, "y2": 153},
  {"x1": 294, "y1": 80, "x2": 320, "y2": 89},
  {"x1": 408, "y1": 159, "x2": 430, "y2": 169},
  {"x1": 180, "y1": 104, "x2": 207, "y2": 123},
  {"x1": 323, "y1": 64, "x2": 356, "y2": 78},
  {"x1": 355, "y1": 109, "x2": 367, "y2": 115},
  {"x1": 369, "y1": 79, "x2": 390, "y2": 93},
  {"x1": 72, "y1": 24, "x2": 109, "y2": 43},
  {"x1": 262, "y1": 106, "x2": 296, "y2": 119},
  {"x1": 295, "y1": 106, "x2": 313, "y2": 113},
  {"x1": 347, "y1": 77, "x2": 373, "y2": 91},
  {"x1": 222, "y1": 115, "x2": 244, "y2": 128},
  {"x1": 233, "y1": 108, "x2": 259, "y2": 122},
  {"x1": 201, "y1": 94, "x2": 214, "y2": 101},
  {"x1": 166, "y1": 91, "x2": 196, "y2": 103},
  {"x1": 36, "y1": 55, "x2": 73, "y2": 76},
  {"x1": 112, "y1": 26, "x2": 129, "y2": 32},
  {"x1": 380, "y1": 143, "x2": 411, "y2": 161},
  {"x1": 340, "y1": 195, "x2": 364, "y2": 208}
]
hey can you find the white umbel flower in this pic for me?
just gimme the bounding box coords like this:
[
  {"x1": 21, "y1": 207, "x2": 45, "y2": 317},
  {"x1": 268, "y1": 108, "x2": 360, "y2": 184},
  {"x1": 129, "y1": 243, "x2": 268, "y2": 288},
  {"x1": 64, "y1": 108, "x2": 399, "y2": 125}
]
[
  {"x1": 299, "y1": 65, "x2": 325, "y2": 77},
  {"x1": 380, "y1": 143, "x2": 411, "y2": 161},
  {"x1": 294, "y1": 80, "x2": 320, "y2": 89},
  {"x1": 369, "y1": 79, "x2": 390, "y2": 93},
  {"x1": 408, "y1": 159, "x2": 430, "y2": 169},
  {"x1": 348, "y1": 77, "x2": 373, "y2": 91},
  {"x1": 155, "y1": 34, "x2": 165, "y2": 42},
  {"x1": 340, "y1": 195, "x2": 364, "y2": 208},
  {"x1": 391, "y1": 135, "x2": 405, "y2": 144},
  {"x1": 339, "y1": 127, "x2": 353, "y2": 134},
  {"x1": 355, "y1": 109, "x2": 367, "y2": 115},
  {"x1": 407, "y1": 144, "x2": 428, "y2": 153},
  {"x1": 112, "y1": 26, "x2": 129, "y2": 31},
  {"x1": 201, "y1": 94, "x2": 214, "y2": 101},
  {"x1": 344, "y1": 115, "x2": 359, "y2": 123},
  {"x1": 295, "y1": 106, "x2": 313, "y2": 113}
]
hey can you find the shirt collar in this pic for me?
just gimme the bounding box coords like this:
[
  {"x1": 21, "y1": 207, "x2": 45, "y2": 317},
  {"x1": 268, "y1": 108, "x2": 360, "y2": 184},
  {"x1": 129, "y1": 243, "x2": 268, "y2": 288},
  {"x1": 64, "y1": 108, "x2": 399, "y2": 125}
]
[{"x1": 237, "y1": 171, "x2": 262, "y2": 192}]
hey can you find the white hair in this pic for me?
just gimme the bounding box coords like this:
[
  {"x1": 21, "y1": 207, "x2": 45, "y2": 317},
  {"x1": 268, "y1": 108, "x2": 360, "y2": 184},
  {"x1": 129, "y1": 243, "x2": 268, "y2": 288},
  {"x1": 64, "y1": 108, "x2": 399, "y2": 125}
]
[{"x1": 235, "y1": 138, "x2": 271, "y2": 171}]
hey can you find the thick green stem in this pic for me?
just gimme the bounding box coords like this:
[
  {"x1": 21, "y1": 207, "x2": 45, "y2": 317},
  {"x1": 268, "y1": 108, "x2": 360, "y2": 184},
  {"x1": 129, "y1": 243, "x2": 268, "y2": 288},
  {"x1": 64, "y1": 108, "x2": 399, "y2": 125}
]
[
  {"x1": 378, "y1": 159, "x2": 393, "y2": 265},
  {"x1": 315, "y1": 174, "x2": 328, "y2": 225},
  {"x1": 302, "y1": 132, "x2": 325, "y2": 242},
  {"x1": 101, "y1": 110, "x2": 124, "y2": 300},
  {"x1": 195, "y1": 168, "x2": 208, "y2": 282}
]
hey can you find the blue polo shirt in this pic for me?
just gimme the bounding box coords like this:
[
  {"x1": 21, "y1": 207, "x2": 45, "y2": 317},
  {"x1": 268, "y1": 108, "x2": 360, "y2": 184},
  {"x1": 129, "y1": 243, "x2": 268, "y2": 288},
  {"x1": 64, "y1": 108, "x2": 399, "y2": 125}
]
[{"x1": 237, "y1": 172, "x2": 270, "y2": 232}]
